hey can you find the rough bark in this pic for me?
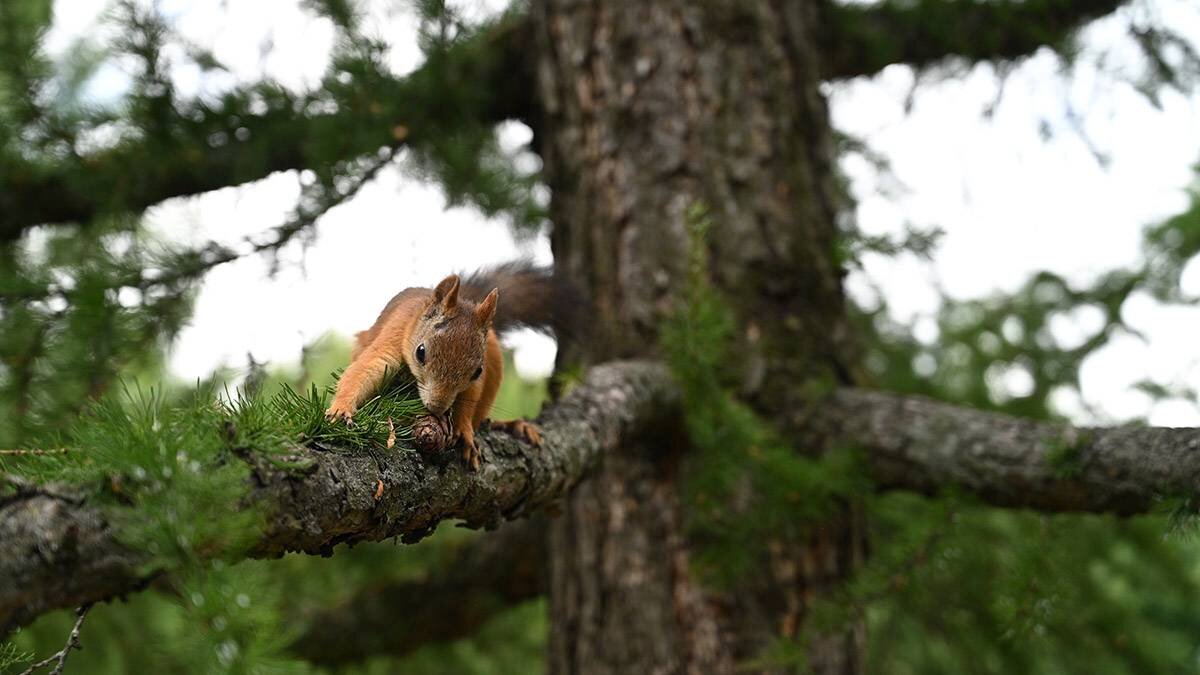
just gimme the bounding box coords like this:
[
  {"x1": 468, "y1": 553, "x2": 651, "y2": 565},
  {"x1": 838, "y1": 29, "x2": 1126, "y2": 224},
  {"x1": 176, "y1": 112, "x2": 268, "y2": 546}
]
[
  {"x1": 534, "y1": 0, "x2": 863, "y2": 671},
  {"x1": 0, "y1": 17, "x2": 534, "y2": 240},
  {"x1": 820, "y1": 0, "x2": 1127, "y2": 80},
  {"x1": 0, "y1": 360, "x2": 674, "y2": 636},
  {"x1": 0, "y1": 486, "x2": 148, "y2": 638},
  {"x1": 291, "y1": 518, "x2": 547, "y2": 665},
  {"x1": 546, "y1": 435, "x2": 730, "y2": 675}
]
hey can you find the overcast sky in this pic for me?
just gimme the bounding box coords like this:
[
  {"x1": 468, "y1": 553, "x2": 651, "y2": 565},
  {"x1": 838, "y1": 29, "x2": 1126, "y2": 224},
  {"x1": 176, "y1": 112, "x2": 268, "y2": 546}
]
[{"x1": 45, "y1": 0, "x2": 1200, "y2": 425}]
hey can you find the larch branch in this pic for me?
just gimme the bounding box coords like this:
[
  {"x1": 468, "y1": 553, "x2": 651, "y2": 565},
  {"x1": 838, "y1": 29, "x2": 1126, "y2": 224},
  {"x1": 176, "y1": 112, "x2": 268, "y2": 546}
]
[
  {"x1": 289, "y1": 518, "x2": 546, "y2": 665},
  {"x1": 7, "y1": 361, "x2": 1200, "y2": 637},
  {"x1": 0, "y1": 361, "x2": 676, "y2": 636},
  {"x1": 820, "y1": 0, "x2": 1127, "y2": 80},
  {"x1": 824, "y1": 387, "x2": 1200, "y2": 514},
  {"x1": 0, "y1": 16, "x2": 534, "y2": 241}
]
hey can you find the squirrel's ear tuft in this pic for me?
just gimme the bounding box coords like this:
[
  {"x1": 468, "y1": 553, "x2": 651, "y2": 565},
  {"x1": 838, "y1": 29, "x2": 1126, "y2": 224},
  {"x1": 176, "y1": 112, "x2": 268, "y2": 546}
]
[
  {"x1": 475, "y1": 288, "x2": 499, "y2": 328},
  {"x1": 432, "y1": 274, "x2": 460, "y2": 310}
]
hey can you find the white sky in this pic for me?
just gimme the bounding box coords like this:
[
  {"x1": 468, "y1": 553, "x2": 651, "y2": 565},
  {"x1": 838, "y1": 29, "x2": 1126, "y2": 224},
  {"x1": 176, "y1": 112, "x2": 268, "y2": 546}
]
[{"x1": 44, "y1": 0, "x2": 1200, "y2": 425}]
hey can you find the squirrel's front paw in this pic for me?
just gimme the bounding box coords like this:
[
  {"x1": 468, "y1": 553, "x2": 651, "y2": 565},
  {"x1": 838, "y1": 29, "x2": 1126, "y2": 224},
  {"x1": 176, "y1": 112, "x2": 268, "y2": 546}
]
[{"x1": 324, "y1": 402, "x2": 356, "y2": 426}]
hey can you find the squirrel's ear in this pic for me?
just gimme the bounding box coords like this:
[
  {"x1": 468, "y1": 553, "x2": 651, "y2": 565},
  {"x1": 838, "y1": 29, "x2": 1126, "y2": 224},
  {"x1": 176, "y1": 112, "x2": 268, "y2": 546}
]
[
  {"x1": 432, "y1": 274, "x2": 460, "y2": 310},
  {"x1": 475, "y1": 288, "x2": 499, "y2": 328}
]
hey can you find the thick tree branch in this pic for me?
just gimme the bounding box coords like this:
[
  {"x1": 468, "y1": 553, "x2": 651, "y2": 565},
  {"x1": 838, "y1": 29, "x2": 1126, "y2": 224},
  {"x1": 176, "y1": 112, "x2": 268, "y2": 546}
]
[
  {"x1": 0, "y1": 361, "x2": 675, "y2": 636},
  {"x1": 8, "y1": 361, "x2": 1200, "y2": 636},
  {"x1": 820, "y1": 0, "x2": 1127, "y2": 80},
  {"x1": 824, "y1": 388, "x2": 1200, "y2": 514},
  {"x1": 0, "y1": 16, "x2": 534, "y2": 241},
  {"x1": 290, "y1": 518, "x2": 546, "y2": 665}
]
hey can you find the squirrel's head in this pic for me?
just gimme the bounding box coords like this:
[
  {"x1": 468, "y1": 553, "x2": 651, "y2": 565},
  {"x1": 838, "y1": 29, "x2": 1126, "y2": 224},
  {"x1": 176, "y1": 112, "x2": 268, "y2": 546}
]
[{"x1": 408, "y1": 274, "x2": 498, "y2": 415}]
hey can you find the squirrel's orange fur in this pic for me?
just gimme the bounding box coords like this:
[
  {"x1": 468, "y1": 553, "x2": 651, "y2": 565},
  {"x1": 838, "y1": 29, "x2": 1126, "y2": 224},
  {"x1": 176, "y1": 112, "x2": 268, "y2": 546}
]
[{"x1": 326, "y1": 273, "x2": 541, "y2": 471}]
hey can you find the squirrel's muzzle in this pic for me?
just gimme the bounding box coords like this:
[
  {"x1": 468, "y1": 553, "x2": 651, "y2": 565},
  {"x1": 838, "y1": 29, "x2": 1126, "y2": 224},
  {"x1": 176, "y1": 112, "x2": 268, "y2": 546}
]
[{"x1": 420, "y1": 391, "x2": 454, "y2": 416}]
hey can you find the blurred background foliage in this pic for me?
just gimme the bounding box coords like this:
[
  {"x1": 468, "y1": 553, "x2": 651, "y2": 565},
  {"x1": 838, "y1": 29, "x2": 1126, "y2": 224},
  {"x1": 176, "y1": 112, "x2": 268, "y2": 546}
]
[
  {"x1": 836, "y1": 177, "x2": 1200, "y2": 673},
  {"x1": 4, "y1": 0, "x2": 1200, "y2": 672}
]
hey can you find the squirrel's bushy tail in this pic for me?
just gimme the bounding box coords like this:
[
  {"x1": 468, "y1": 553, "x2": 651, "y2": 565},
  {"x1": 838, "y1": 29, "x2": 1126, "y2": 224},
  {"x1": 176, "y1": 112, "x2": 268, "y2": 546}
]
[{"x1": 460, "y1": 260, "x2": 587, "y2": 342}]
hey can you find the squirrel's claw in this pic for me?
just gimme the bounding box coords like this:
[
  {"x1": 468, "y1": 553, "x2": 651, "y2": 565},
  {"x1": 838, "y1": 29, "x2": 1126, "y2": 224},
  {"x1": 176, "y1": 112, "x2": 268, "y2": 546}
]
[
  {"x1": 519, "y1": 422, "x2": 542, "y2": 447},
  {"x1": 486, "y1": 419, "x2": 542, "y2": 447},
  {"x1": 324, "y1": 403, "x2": 356, "y2": 426},
  {"x1": 462, "y1": 437, "x2": 482, "y2": 472}
]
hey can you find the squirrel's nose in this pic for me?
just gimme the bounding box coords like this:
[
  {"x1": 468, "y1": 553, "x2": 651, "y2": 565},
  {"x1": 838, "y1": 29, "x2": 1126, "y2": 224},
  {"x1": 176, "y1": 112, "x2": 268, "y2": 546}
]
[{"x1": 422, "y1": 396, "x2": 451, "y2": 416}]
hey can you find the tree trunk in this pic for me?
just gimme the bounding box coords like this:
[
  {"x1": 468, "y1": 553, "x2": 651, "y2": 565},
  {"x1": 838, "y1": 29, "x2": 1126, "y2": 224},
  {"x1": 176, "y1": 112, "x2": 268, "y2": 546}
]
[{"x1": 533, "y1": 0, "x2": 864, "y2": 672}]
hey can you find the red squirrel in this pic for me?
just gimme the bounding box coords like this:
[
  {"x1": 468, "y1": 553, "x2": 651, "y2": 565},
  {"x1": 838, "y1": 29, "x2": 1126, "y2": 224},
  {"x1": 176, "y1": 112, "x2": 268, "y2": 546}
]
[{"x1": 325, "y1": 262, "x2": 573, "y2": 470}]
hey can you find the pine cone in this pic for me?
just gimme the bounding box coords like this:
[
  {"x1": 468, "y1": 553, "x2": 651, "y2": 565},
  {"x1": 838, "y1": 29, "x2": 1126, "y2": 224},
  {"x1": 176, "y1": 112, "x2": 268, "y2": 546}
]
[{"x1": 412, "y1": 413, "x2": 455, "y2": 460}]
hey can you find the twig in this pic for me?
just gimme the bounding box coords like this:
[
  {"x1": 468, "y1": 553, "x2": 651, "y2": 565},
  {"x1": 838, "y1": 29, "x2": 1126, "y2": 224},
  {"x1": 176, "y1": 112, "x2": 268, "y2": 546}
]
[
  {"x1": 0, "y1": 473, "x2": 84, "y2": 506},
  {"x1": 1, "y1": 472, "x2": 38, "y2": 491},
  {"x1": 0, "y1": 448, "x2": 70, "y2": 456},
  {"x1": 0, "y1": 147, "x2": 399, "y2": 304},
  {"x1": 18, "y1": 603, "x2": 92, "y2": 675},
  {"x1": 855, "y1": 505, "x2": 958, "y2": 608}
]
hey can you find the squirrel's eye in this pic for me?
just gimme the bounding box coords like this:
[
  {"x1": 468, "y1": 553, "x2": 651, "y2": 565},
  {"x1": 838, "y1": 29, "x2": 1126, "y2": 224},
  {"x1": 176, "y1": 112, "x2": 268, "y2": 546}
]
[
  {"x1": 472, "y1": 366, "x2": 483, "y2": 380},
  {"x1": 416, "y1": 344, "x2": 426, "y2": 365}
]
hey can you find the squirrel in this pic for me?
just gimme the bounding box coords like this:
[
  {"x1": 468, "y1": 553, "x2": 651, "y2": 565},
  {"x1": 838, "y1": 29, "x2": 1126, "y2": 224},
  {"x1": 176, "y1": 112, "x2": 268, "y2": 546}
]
[{"x1": 325, "y1": 261, "x2": 577, "y2": 471}]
